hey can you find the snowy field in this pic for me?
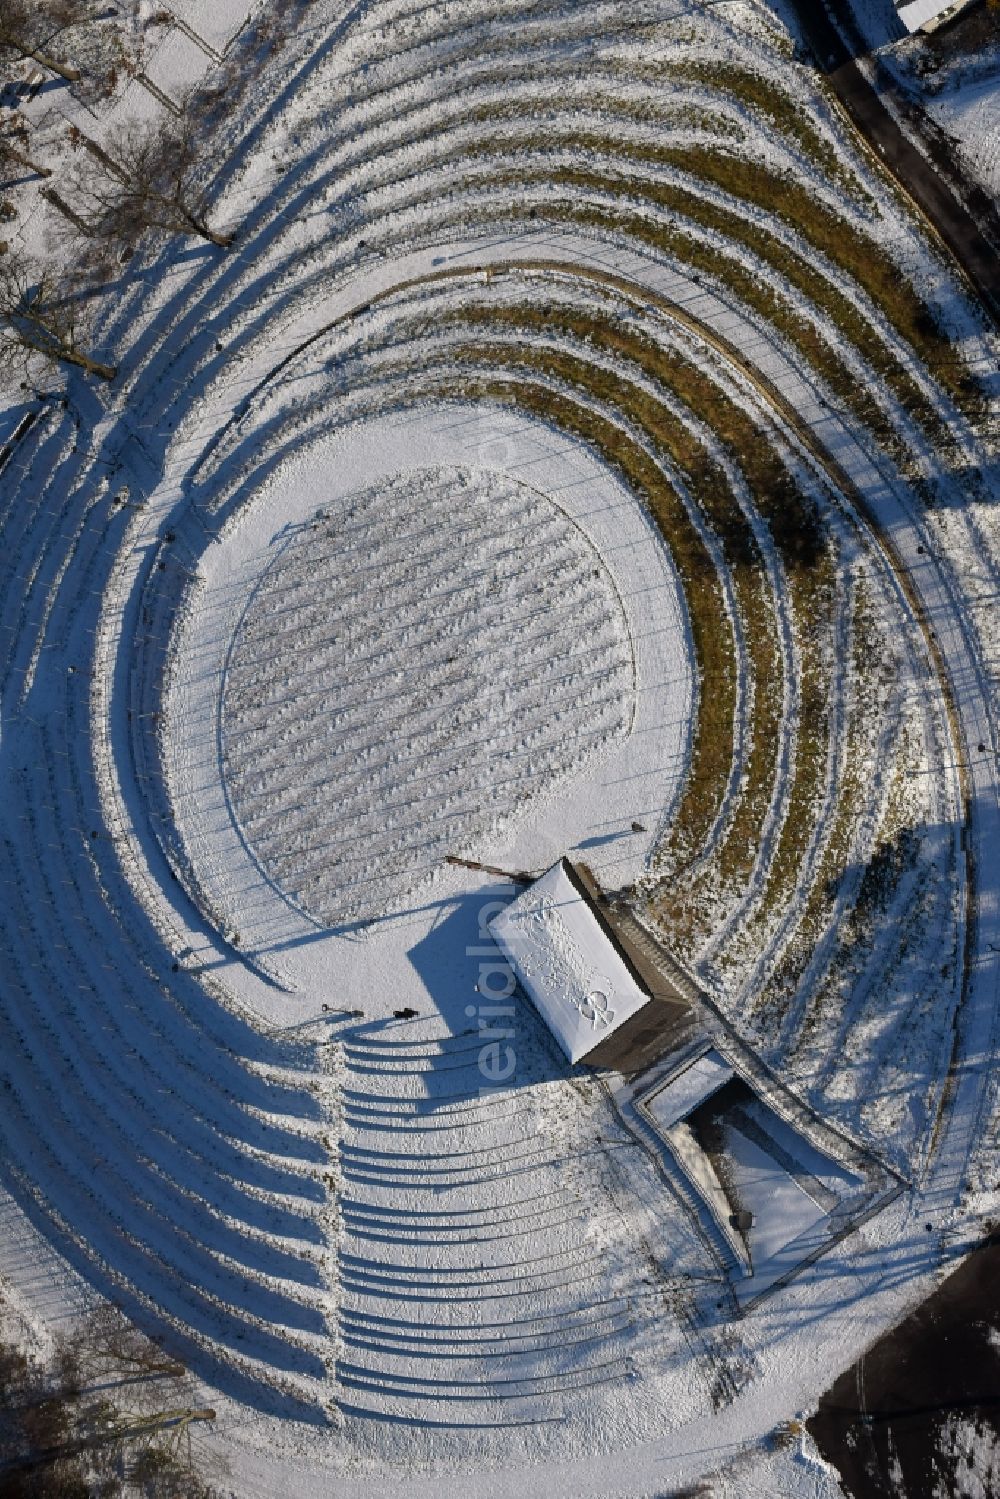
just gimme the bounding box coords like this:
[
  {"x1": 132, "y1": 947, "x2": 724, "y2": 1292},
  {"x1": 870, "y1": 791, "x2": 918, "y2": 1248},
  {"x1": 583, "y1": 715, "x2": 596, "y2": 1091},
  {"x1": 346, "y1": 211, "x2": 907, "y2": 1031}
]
[
  {"x1": 915, "y1": 30, "x2": 1000, "y2": 200},
  {"x1": 162, "y1": 406, "x2": 691, "y2": 992},
  {"x1": 1, "y1": 0, "x2": 999, "y2": 1495},
  {"x1": 928, "y1": 64, "x2": 1000, "y2": 197}
]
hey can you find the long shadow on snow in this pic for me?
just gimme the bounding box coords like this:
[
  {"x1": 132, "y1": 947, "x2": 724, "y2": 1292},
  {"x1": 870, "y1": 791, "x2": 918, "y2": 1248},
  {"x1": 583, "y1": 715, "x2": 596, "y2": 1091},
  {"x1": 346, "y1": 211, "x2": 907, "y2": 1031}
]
[
  {"x1": 0, "y1": 1151, "x2": 329, "y2": 1409},
  {"x1": 94, "y1": 3, "x2": 376, "y2": 398}
]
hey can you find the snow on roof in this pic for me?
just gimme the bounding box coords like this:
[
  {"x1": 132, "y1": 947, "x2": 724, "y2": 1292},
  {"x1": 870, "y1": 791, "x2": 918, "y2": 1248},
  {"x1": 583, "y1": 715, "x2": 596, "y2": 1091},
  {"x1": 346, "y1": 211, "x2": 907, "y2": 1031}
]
[
  {"x1": 897, "y1": 0, "x2": 976, "y2": 34},
  {"x1": 488, "y1": 860, "x2": 652, "y2": 1063},
  {"x1": 644, "y1": 1049, "x2": 735, "y2": 1129}
]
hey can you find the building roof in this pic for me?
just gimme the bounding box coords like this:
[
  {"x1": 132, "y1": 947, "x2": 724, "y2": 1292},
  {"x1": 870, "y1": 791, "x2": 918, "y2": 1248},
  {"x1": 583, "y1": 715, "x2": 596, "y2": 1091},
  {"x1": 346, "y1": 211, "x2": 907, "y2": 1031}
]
[
  {"x1": 488, "y1": 859, "x2": 654, "y2": 1063},
  {"x1": 644, "y1": 1048, "x2": 735, "y2": 1129},
  {"x1": 897, "y1": 0, "x2": 977, "y2": 34}
]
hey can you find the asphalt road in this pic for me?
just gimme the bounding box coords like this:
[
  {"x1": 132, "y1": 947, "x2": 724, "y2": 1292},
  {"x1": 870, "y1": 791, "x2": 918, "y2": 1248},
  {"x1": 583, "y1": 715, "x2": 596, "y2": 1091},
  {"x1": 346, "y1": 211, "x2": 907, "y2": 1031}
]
[{"x1": 784, "y1": 0, "x2": 1000, "y2": 331}]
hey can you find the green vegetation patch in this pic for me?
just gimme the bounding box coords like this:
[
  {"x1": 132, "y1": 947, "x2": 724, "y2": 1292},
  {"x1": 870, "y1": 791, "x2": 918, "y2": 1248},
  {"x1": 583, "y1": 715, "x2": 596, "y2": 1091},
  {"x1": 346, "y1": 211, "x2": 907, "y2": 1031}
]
[
  {"x1": 643, "y1": 58, "x2": 868, "y2": 203},
  {"x1": 421, "y1": 293, "x2": 831, "y2": 923}
]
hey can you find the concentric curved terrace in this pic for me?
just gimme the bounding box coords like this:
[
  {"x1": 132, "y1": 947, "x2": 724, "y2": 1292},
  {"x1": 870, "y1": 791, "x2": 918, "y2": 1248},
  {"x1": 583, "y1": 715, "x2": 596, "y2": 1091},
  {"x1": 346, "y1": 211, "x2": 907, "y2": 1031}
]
[{"x1": 0, "y1": 0, "x2": 998, "y2": 1488}]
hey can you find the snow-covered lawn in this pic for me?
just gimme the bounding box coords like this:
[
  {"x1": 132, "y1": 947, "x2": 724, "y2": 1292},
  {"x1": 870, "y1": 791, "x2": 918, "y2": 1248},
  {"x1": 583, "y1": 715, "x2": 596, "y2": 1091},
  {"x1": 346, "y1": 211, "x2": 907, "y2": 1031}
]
[
  {"x1": 924, "y1": 60, "x2": 1000, "y2": 198},
  {"x1": 163, "y1": 406, "x2": 690, "y2": 975}
]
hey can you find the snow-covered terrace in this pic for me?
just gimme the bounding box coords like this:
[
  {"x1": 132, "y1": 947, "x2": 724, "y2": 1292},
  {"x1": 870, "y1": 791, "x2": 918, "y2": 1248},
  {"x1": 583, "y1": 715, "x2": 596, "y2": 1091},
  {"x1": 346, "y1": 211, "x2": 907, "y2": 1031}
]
[{"x1": 0, "y1": 0, "x2": 998, "y2": 1489}]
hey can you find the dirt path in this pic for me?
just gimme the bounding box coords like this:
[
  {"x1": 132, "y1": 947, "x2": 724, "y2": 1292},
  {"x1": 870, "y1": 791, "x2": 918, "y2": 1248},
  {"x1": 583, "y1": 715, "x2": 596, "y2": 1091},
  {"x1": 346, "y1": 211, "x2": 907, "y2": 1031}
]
[{"x1": 784, "y1": 0, "x2": 1000, "y2": 330}]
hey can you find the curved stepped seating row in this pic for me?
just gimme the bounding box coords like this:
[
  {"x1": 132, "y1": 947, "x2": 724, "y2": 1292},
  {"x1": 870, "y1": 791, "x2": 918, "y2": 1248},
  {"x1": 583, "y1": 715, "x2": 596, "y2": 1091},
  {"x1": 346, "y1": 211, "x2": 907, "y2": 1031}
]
[
  {"x1": 0, "y1": 789, "x2": 326, "y2": 1281},
  {"x1": 331, "y1": 1032, "x2": 649, "y2": 1423},
  {"x1": 54, "y1": 771, "x2": 320, "y2": 1143},
  {"x1": 0, "y1": 407, "x2": 64, "y2": 532},
  {"x1": 0, "y1": 517, "x2": 333, "y2": 1410},
  {"x1": 116, "y1": 0, "x2": 977, "y2": 541},
  {"x1": 13, "y1": 480, "x2": 123, "y2": 710},
  {"x1": 0, "y1": 856, "x2": 331, "y2": 1401},
  {"x1": 0, "y1": 415, "x2": 83, "y2": 697}
]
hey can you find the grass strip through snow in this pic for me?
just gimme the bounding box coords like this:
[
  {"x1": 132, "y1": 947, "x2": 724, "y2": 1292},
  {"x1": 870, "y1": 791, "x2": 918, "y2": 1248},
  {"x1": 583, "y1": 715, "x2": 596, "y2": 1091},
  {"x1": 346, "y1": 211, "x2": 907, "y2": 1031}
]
[{"x1": 368, "y1": 294, "x2": 836, "y2": 948}]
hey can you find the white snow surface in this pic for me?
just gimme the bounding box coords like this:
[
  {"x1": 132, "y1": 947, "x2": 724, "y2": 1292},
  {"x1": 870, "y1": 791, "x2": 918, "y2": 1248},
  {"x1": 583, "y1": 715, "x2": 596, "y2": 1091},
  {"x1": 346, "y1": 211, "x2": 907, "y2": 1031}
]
[
  {"x1": 723, "y1": 1124, "x2": 827, "y2": 1266},
  {"x1": 488, "y1": 860, "x2": 653, "y2": 1064},
  {"x1": 144, "y1": 27, "x2": 216, "y2": 104},
  {"x1": 644, "y1": 1049, "x2": 735, "y2": 1129},
  {"x1": 4, "y1": 258, "x2": 992, "y2": 1499},
  {"x1": 218, "y1": 466, "x2": 635, "y2": 930},
  {"x1": 925, "y1": 66, "x2": 1000, "y2": 198},
  {"x1": 1, "y1": 1, "x2": 999, "y2": 1496},
  {"x1": 168, "y1": 0, "x2": 259, "y2": 55},
  {"x1": 163, "y1": 405, "x2": 693, "y2": 1014}
]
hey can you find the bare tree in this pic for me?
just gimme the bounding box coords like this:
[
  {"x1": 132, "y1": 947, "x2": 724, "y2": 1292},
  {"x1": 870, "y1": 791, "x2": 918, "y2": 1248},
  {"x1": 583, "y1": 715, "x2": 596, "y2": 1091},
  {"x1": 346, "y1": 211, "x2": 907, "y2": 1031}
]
[
  {"x1": 0, "y1": 245, "x2": 117, "y2": 379},
  {"x1": 55, "y1": 1303, "x2": 188, "y2": 1387},
  {"x1": 67, "y1": 107, "x2": 235, "y2": 249},
  {"x1": 0, "y1": 0, "x2": 85, "y2": 83},
  {"x1": 1, "y1": 1305, "x2": 223, "y2": 1496},
  {"x1": 0, "y1": 114, "x2": 51, "y2": 180}
]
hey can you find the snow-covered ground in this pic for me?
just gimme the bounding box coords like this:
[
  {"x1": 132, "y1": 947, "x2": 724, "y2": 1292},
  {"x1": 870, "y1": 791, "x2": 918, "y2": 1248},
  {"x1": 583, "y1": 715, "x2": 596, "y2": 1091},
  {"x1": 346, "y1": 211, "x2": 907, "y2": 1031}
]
[
  {"x1": 1, "y1": 0, "x2": 999, "y2": 1495},
  {"x1": 919, "y1": 37, "x2": 1000, "y2": 198},
  {"x1": 845, "y1": 0, "x2": 1000, "y2": 206},
  {"x1": 162, "y1": 406, "x2": 692, "y2": 1000}
]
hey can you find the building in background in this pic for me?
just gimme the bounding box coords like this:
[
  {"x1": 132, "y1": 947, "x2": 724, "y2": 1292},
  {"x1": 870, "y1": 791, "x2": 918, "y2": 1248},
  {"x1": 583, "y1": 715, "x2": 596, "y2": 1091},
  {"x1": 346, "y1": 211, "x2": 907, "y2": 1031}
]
[{"x1": 896, "y1": 0, "x2": 982, "y2": 35}]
